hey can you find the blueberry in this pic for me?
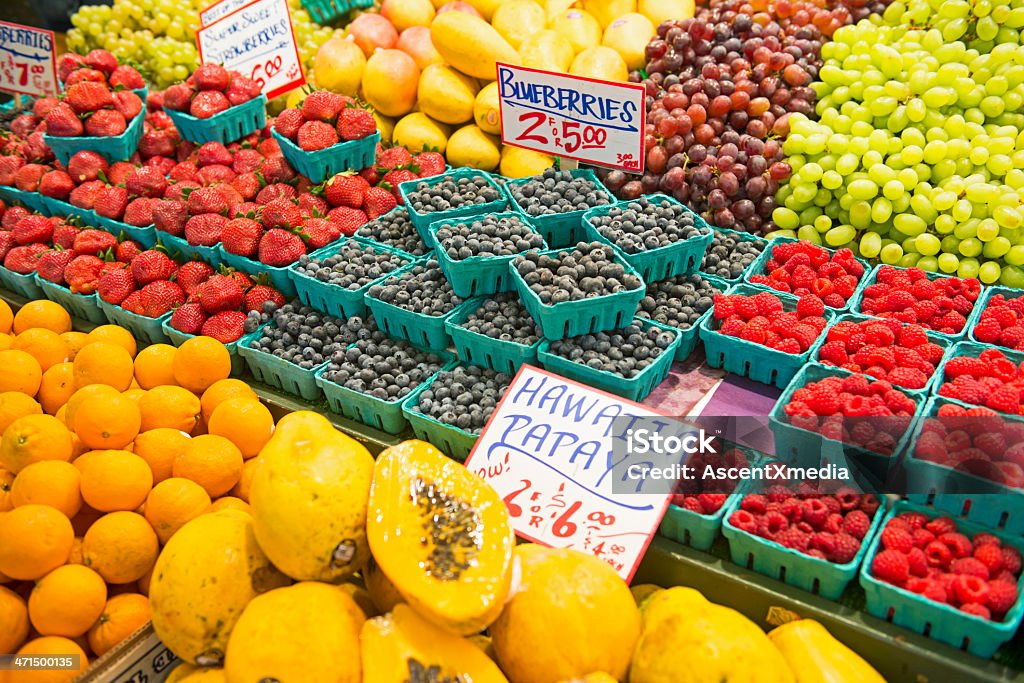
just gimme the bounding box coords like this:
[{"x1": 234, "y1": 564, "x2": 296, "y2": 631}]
[
  {"x1": 411, "y1": 365, "x2": 511, "y2": 434},
  {"x1": 588, "y1": 196, "x2": 710, "y2": 254},
  {"x1": 509, "y1": 168, "x2": 614, "y2": 216},
  {"x1": 548, "y1": 322, "x2": 675, "y2": 378},
  {"x1": 635, "y1": 273, "x2": 723, "y2": 330}
]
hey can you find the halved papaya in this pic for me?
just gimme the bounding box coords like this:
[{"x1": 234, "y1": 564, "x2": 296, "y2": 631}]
[
  {"x1": 362, "y1": 604, "x2": 509, "y2": 683},
  {"x1": 366, "y1": 440, "x2": 514, "y2": 635}
]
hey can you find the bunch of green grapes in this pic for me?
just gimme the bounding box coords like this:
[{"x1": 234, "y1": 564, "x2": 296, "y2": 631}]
[{"x1": 771, "y1": 3, "x2": 1024, "y2": 287}]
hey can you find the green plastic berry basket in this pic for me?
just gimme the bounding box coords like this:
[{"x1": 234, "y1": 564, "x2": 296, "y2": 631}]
[
  {"x1": 933, "y1": 340, "x2": 1024, "y2": 412},
  {"x1": 0, "y1": 267, "x2": 45, "y2": 299},
  {"x1": 901, "y1": 394, "x2": 1024, "y2": 536},
  {"x1": 41, "y1": 195, "x2": 96, "y2": 225},
  {"x1": 271, "y1": 129, "x2": 379, "y2": 184},
  {"x1": 44, "y1": 110, "x2": 145, "y2": 165},
  {"x1": 161, "y1": 320, "x2": 247, "y2": 377},
  {"x1": 156, "y1": 231, "x2": 225, "y2": 269},
  {"x1": 967, "y1": 284, "x2": 1022, "y2": 348},
  {"x1": 165, "y1": 95, "x2": 267, "y2": 145},
  {"x1": 426, "y1": 213, "x2": 548, "y2": 298},
  {"x1": 221, "y1": 249, "x2": 298, "y2": 298},
  {"x1": 35, "y1": 276, "x2": 106, "y2": 324},
  {"x1": 288, "y1": 237, "x2": 415, "y2": 319},
  {"x1": 97, "y1": 299, "x2": 171, "y2": 345},
  {"x1": 400, "y1": 372, "x2": 482, "y2": 462},
  {"x1": 236, "y1": 326, "x2": 327, "y2": 401},
  {"x1": 503, "y1": 169, "x2": 611, "y2": 248},
  {"x1": 537, "y1": 317, "x2": 681, "y2": 402},
  {"x1": 582, "y1": 194, "x2": 714, "y2": 282},
  {"x1": 354, "y1": 206, "x2": 433, "y2": 261},
  {"x1": 722, "y1": 484, "x2": 888, "y2": 601},
  {"x1": 301, "y1": 0, "x2": 373, "y2": 24},
  {"x1": 698, "y1": 283, "x2": 834, "y2": 388},
  {"x1": 847, "y1": 263, "x2": 987, "y2": 342},
  {"x1": 859, "y1": 501, "x2": 1024, "y2": 658},
  {"x1": 92, "y1": 214, "x2": 157, "y2": 249},
  {"x1": 637, "y1": 272, "x2": 731, "y2": 362},
  {"x1": 700, "y1": 226, "x2": 770, "y2": 285},
  {"x1": 445, "y1": 296, "x2": 542, "y2": 375},
  {"x1": 314, "y1": 345, "x2": 458, "y2": 435},
  {"x1": 397, "y1": 168, "x2": 509, "y2": 241},
  {"x1": 1, "y1": 187, "x2": 50, "y2": 215},
  {"x1": 508, "y1": 245, "x2": 645, "y2": 341}
]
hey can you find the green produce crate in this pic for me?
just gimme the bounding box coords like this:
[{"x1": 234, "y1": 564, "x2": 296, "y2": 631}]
[
  {"x1": 36, "y1": 277, "x2": 106, "y2": 324},
  {"x1": 445, "y1": 296, "x2": 542, "y2": 374},
  {"x1": 236, "y1": 326, "x2": 327, "y2": 401},
  {"x1": 504, "y1": 168, "x2": 610, "y2": 248},
  {"x1": 0, "y1": 187, "x2": 49, "y2": 215},
  {"x1": 156, "y1": 231, "x2": 225, "y2": 269},
  {"x1": 44, "y1": 110, "x2": 144, "y2": 165},
  {"x1": 400, "y1": 372, "x2": 480, "y2": 461},
  {"x1": 271, "y1": 129, "x2": 378, "y2": 184},
  {"x1": 165, "y1": 95, "x2": 267, "y2": 145},
  {"x1": 97, "y1": 299, "x2": 170, "y2": 345},
  {"x1": 92, "y1": 214, "x2": 157, "y2": 248},
  {"x1": 398, "y1": 168, "x2": 508, "y2": 241},
  {"x1": 638, "y1": 272, "x2": 730, "y2": 362},
  {"x1": 221, "y1": 249, "x2": 297, "y2": 298},
  {"x1": 41, "y1": 195, "x2": 95, "y2": 225},
  {"x1": 301, "y1": 0, "x2": 373, "y2": 24},
  {"x1": 968, "y1": 284, "x2": 1023, "y2": 349},
  {"x1": 161, "y1": 320, "x2": 247, "y2": 377},
  {"x1": 0, "y1": 267, "x2": 45, "y2": 299},
  {"x1": 700, "y1": 226, "x2": 771, "y2": 284},
  {"x1": 354, "y1": 206, "x2": 433, "y2": 261}
]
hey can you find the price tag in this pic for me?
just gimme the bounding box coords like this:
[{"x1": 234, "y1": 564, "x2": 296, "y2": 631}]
[
  {"x1": 496, "y1": 62, "x2": 645, "y2": 172},
  {"x1": 199, "y1": 0, "x2": 253, "y2": 26},
  {"x1": 0, "y1": 21, "x2": 58, "y2": 98},
  {"x1": 196, "y1": 0, "x2": 305, "y2": 100},
  {"x1": 464, "y1": 365, "x2": 673, "y2": 581}
]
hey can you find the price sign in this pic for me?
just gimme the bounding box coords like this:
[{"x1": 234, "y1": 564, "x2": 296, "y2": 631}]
[
  {"x1": 464, "y1": 366, "x2": 673, "y2": 581},
  {"x1": 196, "y1": 0, "x2": 305, "y2": 100},
  {"x1": 200, "y1": 0, "x2": 253, "y2": 26},
  {"x1": 496, "y1": 62, "x2": 645, "y2": 172},
  {"x1": 0, "y1": 21, "x2": 58, "y2": 98}
]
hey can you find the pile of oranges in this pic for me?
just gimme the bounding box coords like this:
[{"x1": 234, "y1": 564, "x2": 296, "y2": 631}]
[{"x1": 0, "y1": 299, "x2": 276, "y2": 678}]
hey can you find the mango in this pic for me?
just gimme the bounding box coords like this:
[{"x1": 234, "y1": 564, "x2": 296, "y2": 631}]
[
  {"x1": 519, "y1": 30, "x2": 574, "y2": 72},
  {"x1": 499, "y1": 146, "x2": 555, "y2": 178},
  {"x1": 362, "y1": 49, "x2": 420, "y2": 117},
  {"x1": 393, "y1": 112, "x2": 451, "y2": 153},
  {"x1": 602, "y1": 13, "x2": 655, "y2": 71},
  {"x1": 313, "y1": 37, "x2": 365, "y2": 97},
  {"x1": 583, "y1": 0, "x2": 637, "y2": 27},
  {"x1": 549, "y1": 9, "x2": 602, "y2": 54},
  {"x1": 571, "y1": 46, "x2": 629, "y2": 81},
  {"x1": 492, "y1": 0, "x2": 547, "y2": 49},
  {"x1": 418, "y1": 63, "x2": 479, "y2": 124},
  {"x1": 430, "y1": 11, "x2": 520, "y2": 81},
  {"x1": 381, "y1": 0, "x2": 436, "y2": 31},
  {"x1": 473, "y1": 82, "x2": 502, "y2": 135},
  {"x1": 446, "y1": 125, "x2": 502, "y2": 171}
]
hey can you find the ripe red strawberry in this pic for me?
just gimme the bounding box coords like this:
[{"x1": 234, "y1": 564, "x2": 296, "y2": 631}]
[
  {"x1": 323, "y1": 172, "x2": 369, "y2": 208},
  {"x1": 362, "y1": 186, "x2": 397, "y2": 219},
  {"x1": 261, "y1": 155, "x2": 296, "y2": 184},
  {"x1": 98, "y1": 266, "x2": 137, "y2": 304},
  {"x1": 37, "y1": 249, "x2": 75, "y2": 284},
  {"x1": 225, "y1": 75, "x2": 260, "y2": 106},
  {"x1": 120, "y1": 290, "x2": 146, "y2": 315},
  {"x1": 84, "y1": 48, "x2": 118, "y2": 75},
  {"x1": 15, "y1": 164, "x2": 47, "y2": 192},
  {"x1": 4, "y1": 244, "x2": 48, "y2": 273},
  {"x1": 337, "y1": 107, "x2": 375, "y2": 141},
  {"x1": 326, "y1": 206, "x2": 369, "y2": 237},
  {"x1": 299, "y1": 217, "x2": 334, "y2": 250},
  {"x1": 72, "y1": 229, "x2": 117, "y2": 257},
  {"x1": 84, "y1": 109, "x2": 127, "y2": 137},
  {"x1": 196, "y1": 142, "x2": 233, "y2": 168},
  {"x1": 65, "y1": 81, "x2": 114, "y2": 114},
  {"x1": 116, "y1": 240, "x2": 141, "y2": 263},
  {"x1": 44, "y1": 103, "x2": 84, "y2": 137},
  {"x1": 194, "y1": 64, "x2": 231, "y2": 91},
  {"x1": 94, "y1": 185, "x2": 130, "y2": 220},
  {"x1": 197, "y1": 165, "x2": 236, "y2": 187},
  {"x1": 256, "y1": 183, "x2": 297, "y2": 205},
  {"x1": 126, "y1": 166, "x2": 168, "y2": 198},
  {"x1": 170, "y1": 302, "x2": 207, "y2": 334},
  {"x1": 258, "y1": 228, "x2": 306, "y2": 267},
  {"x1": 377, "y1": 146, "x2": 413, "y2": 170},
  {"x1": 57, "y1": 52, "x2": 86, "y2": 83},
  {"x1": 28, "y1": 97, "x2": 54, "y2": 120},
  {"x1": 109, "y1": 64, "x2": 145, "y2": 89},
  {"x1": 381, "y1": 169, "x2": 418, "y2": 200},
  {"x1": 66, "y1": 150, "x2": 109, "y2": 184},
  {"x1": 153, "y1": 199, "x2": 189, "y2": 236},
  {"x1": 62, "y1": 255, "x2": 104, "y2": 293},
  {"x1": 231, "y1": 202, "x2": 262, "y2": 220},
  {"x1": 0, "y1": 156, "x2": 26, "y2": 186},
  {"x1": 274, "y1": 108, "x2": 305, "y2": 140},
  {"x1": 9, "y1": 113, "x2": 36, "y2": 138},
  {"x1": 187, "y1": 186, "x2": 229, "y2": 215},
  {"x1": 123, "y1": 198, "x2": 155, "y2": 227},
  {"x1": 243, "y1": 284, "x2": 286, "y2": 313},
  {"x1": 230, "y1": 172, "x2": 261, "y2": 202},
  {"x1": 0, "y1": 233, "x2": 15, "y2": 261},
  {"x1": 201, "y1": 310, "x2": 247, "y2": 343},
  {"x1": 170, "y1": 161, "x2": 200, "y2": 182},
  {"x1": 190, "y1": 91, "x2": 230, "y2": 119},
  {"x1": 226, "y1": 270, "x2": 254, "y2": 290},
  {"x1": 301, "y1": 91, "x2": 345, "y2": 122},
  {"x1": 231, "y1": 151, "x2": 263, "y2": 177},
  {"x1": 112, "y1": 90, "x2": 143, "y2": 122},
  {"x1": 222, "y1": 218, "x2": 264, "y2": 257},
  {"x1": 185, "y1": 214, "x2": 228, "y2": 246},
  {"x1": 297, "y1": 192, "x2": 328, "y2": 218},
  {"x1": 139, "y1": 128, "x2": 180, "y2": 159},
  {"x1": 38, "y1": 170, "x2": 74, "y2": 200},
  {"x1": 67, "y1": 180, "x2": 103, "y2": 211},
  {"x1": 297, "y1": 120, "x2": 338, "y2": 152},
  {"x1": 13, "y1": 215, "x2": 55, "y2": 245},
  {"x1": 198, "y1": 274, "x2": 244, "y2": 313},
  {"x1": 52, "y1": 224, "x2": 80, "y2": 250},
  {"x1": 162, "y1": 83, "x2": 194, "y2": 112},
  {"x1": 140, "y1": 280, "x2": 185, "y2": 317},
  {"x1": 62, "y1": 67, "x2": 106, "y2": 87},
  {"x1": 413, "y1": 151, "x2": 445, "y2": 177},
  {"x1": 261, "y1": 198, "x2": 303, "y2": 230},
  {"x1": 107, "y1": 162, "x2": 135, "y2": 186},
  {"x1": 131, "y1": 250, "x2": 177, "y2": 284},
  {"x1": 175, "y1": 260, "x2": 215, "y2": 296}
]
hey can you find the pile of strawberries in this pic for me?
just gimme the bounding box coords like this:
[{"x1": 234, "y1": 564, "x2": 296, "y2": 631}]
[
  {"x1": 749, "y1": 241, "x2": 866, "y2": 308},
  {"x1": 165, "y1": 268, "x2": 285, "y2": 343},
  {"x1": 870, "y1": 512, "x2": 1021, "y2": 622},
  {"x1": 914, "y1": 402, "x2": 1024, "y2": 489},
  {"x1": 671, "y1": 447, "x2": 752, "y2": 515},
  {"x1": 816, "y1": 318, "x2": 947, "y2": 390},
  {"x1": 857, "y1": 266, "x2": 982, "y2": 334},
  {"x1": 274, "y1": 91, "x2": 376, "y2": 152},
  {"x1": 320, "y1": 146, "x2": 445, "y2": 219},
  {"x1": 163, "y1": 64, "x2": 262, "y2": 119},
  {"x1": 938, "y1": 347, "x2": 1024, "y2": 415},
  {"x1": 728, "y1": 484, "x2": 881, "y2": 565},
  {"x1": 972, "y1": 293, "x2": 1024, "y2": 352},
  {"x1": 784, "y1": 373, "x2": 917, "y2": 455},
  {"x1": 44, "y1": 50, "x2": 147, "y2": 139},
  {"x1": 712, "y1": 290, "x2": 829, "y2": 353}
]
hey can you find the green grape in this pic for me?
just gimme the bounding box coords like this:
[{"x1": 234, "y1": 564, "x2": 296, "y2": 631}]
[
  {"x1": 980, "y1": 261, "x2": 1003, "y2": 283},
  {"x1": 916, "y1": 233, "x2": 942, "y2": 255}
]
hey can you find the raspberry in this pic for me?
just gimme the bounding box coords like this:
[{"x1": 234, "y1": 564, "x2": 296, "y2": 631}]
[
  {"x1": 959, "y1": 603, "x2": 992, "y2": 620},
  {"x1": 775, "y1": 527, "x2": 811, "y2": 552},
  {"x1": 753, "y1": 291, "x2": 784, "y2": 316},
  {"x1": 729, "y1": 509, "x2": 758, "y2": 533},
  {"x1": 972, "y1": 533, "x2": 1002, "y2": 548},
  {"x1": 925, "y1": 540, "x2": 953, "y2": 569},
  {"x1": 973, "y1": 317, "x2": 1004, "y2": 343},
  {"x1": 881, "y1": 525, "x2": 914, "y2": 553},
  {"x1": 872, "y1": 549, "x2": 911, "y2": 585},
  {"x1": 924, "y1": 516, "x2": 957, "y2": 535},
  {"x1": 829, "y1": 532, "x2": 861, "y2": 564},
  {"x1": 697, "y1": 493, "x2": 728, "y2": 514},
  {"x1": 908, "y1": 547, "x2": 929, "y2": 577},
  {"x1": 780, "y1": 497, "x2": 803, "y2": 521},
  {"x1": 951, "y1": 557, "x2": 991, "y2": 580},
  {"x1": 796, "y1": 294, "x2": 825, "y2": 317},
  {"x1": 918, "y1": 343, "x2": 946, "y2": 365},
  {"x1": 680, "y1": 496, "x2": 703, "y2": 512},
  {"x1": 740, "y1": 494, "x2": 767, "y2": 514},
  {"x1": 790, "y1": 324, "x2": 820, "y2": 351},
  {"x1": 801, "y1": 498, "x2": 829, "y2": 529},
  {"x1": 953, "y1": 574, "x2": 991, "y2": 605},
  {"x1": 775, "y1": 338, "x2": 802, "y2": 354},
  {"x1": 835, "y1": 488, "x2": 861, "y2": 512},
  {"x1": 973, "y1": 543, "x2": 1005, "y2": 575},
  {"x1": 939, "y1": 532, "x2": 973, "y2": 559},
  {"x1": 824, "y1": 512, "x2": 844, "y2": 534},
  {"x1": 820, "y1": 496, "x2": 841, "y2": 515},
  {"x1": 810, "y1": 532, "x2": 836, "y2": 556},
  {"x1": 913, "y1": 529, "x2": 936, "y2": 549},
  {"x1": 987, "y1": 385, "x2": 1020, "y2": 414},
  {"x1": 886, "y1": 367, "x2": 929, "y2": 389},
  {"x1": 720, "y1": 317, "x2": 746, "y2": 336},
  {"x1": 840, "y1": 374, "x2": 871, "y2": 396},
  {"x1": 898, "y1": 325, "x2": 929, "y2": 348},
  {"x1": 1002, "y1": 546, "x2": 1022, "y2": 575},
  {"x1": 733, "y1": 296, "x2": 759, "y2": 319},
  {"x1": 986, "y1": 580, "x2": 1019, "y2": 617},
  {"x1": 739, "y1": 320, "x2": 768, "y2": 344},
  {"x1": 817, "y1": 340, "x2": 849, "y2": 365},
  {"x1": 993, "y1": 570, "x2": 1018, "y2": 585},
  {"x1": 763, "y1": 510, "x2": 789, "y2": 535}
]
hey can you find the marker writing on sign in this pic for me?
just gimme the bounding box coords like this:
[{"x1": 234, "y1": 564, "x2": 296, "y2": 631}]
[
  {"x1": 0, "y1": 27, "x2": 53, "y2": 52},
  {"x1": 497, "y1": 66, "x2": 639, "y2": 130}
]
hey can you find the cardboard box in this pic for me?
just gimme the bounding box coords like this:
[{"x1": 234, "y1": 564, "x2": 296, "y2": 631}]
[{"x1": 76, "y1": 624, "x2": 178, "y2": 683}]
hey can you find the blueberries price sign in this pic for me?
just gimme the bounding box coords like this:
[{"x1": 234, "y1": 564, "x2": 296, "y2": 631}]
[
  {"x1": 196, "y1": 0, "x2": 305, "y2": 100},
  {"x1": 200, "y1": 0, "x2": 253, "y2": 26},
  {"x1": 0, "y1": 21, "x2": 58, "y2": 98},
  {"x1": 464, "y1": 366, "x2": 672, "y2": 581},
  {"x1": 496, "y1": 63, "x2": 646, "y2": 172}
]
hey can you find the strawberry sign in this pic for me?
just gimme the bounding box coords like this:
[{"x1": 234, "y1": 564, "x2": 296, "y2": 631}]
[
  {"x1": 0, "y1": 21, "x2": 58, "y2": 98},
  {"x1": 196, "y1": 0, "x2": 305, "y2": 100}
]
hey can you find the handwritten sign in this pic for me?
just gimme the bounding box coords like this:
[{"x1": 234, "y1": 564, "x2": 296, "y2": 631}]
[
  {"x1": 196, "y1": 0, "x2": 305, "y2": 100},
  {"x1": 496, "y1": 62, "x2": 645, "y2": 172},
  {"x1": 464, "y1": 365, "x2": 672, "y2": 581},
  {"x1": 200, "y1": 0, "x2": 253, "y2": 26},
  {"x1": 0, "y1": 21, "x2": 58, "y2": 98}
]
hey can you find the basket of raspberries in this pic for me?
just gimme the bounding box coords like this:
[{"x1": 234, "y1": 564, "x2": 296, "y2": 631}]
[
  {"x1": 163, "y1": 64, "x2": 266, "y2": 144},
  {"x1": 746, "y1": 237, "x2": 868, "y2": 311},
  {"x1": 860, "y1": 505, "x2": 1024, "y2": 657},
  {"x1": 971, "y1": 287, "x2": 1024, "y2": 352},
  {"x1": 724, "y1": 479, "x2": 885, "y2": 599},
  {"x1": 937, "y1": 343, "x2": 1024, "y2": 416}
]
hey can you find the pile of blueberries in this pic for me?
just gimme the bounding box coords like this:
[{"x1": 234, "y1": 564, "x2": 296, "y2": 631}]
[
  {"x1": 508, "y1": 168, "x2": 614, "y2": 217},
  {"x1": 700, "y1": 231, "x2": 766, "y2": 280},
  {"x1": 513, "y1": 241, "x2": 643, "y2": 305},
  {"x1": 356, "y1": 207, "x2": 431, "y2": 257},
  {"x1": 246, "y1": 305, "x2": 377, "y2": 369},
  {"x1": 412, "y1": 365, "x2": 512, "y2": 434},
  {"x1": 366, "y1": 259, "x2": 464, "y2": 316},
  {"x1": 456, "y1": 293, "x2": 541, "y2": 346},
  {"x1": 243, "y1": 299, "x2": 280, "y2": 335},
  {"x1": 546, "y1": 323, "x2": 677, "y2": 379},
  {"x1": 405, "y1": 175, "x2": 503, "y2": 215},
  {"x1": 320, "y1": 330, "x2": 448, "y2": 403},
  {"x1": 292, "y1": 241, "x2": 408, "y2": 291},
  {"x1": 434, "y1": 215, "x2": 546, "y2": 261},
  {"x1": 587, "y1": 196, "x2": 709, "y2": 254},
  {"x1": 636, "y1": 274, "x2": 723, "y2": 331}
]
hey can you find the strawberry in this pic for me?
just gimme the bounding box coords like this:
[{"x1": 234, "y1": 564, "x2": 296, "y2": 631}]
[
  {"x1": 175, "y1": 260, "x2": 215, "y2": 296},
  {"x1": 301, "y1": 91, "x2": 345, "y2": 123},
  {"x1": 65, "y1": 81, "x2": 114, "y2": 114},
  {"x1": 226, "y1": 270, "x2": 254, "y2": 290},
  {"x1": 52, "y1": 224, "x2": 80, "y2": 250},
  {"x1": 9, "y1": 113, "x2": 37, "y2": 138},
  {"x1": 0, "y1": 233, "x2": 15, "y2": 261},
  {"x1": 63, "y1": 255, "x2": 105, "y2": 293},
  {"x1": 216, "y1": 183, "x2": 245, "y2": 209},
  {"x1": 198, "y1": 274, "x2": 244, "y2": 313},
  {"x1": 14, "y1": 215, "x2": 55, "y2": 245},
  {"x1": 95, "y1": 185, "x2": 130, "y2": 220},
  {"x1": 337, "y1": 107, "x2": 376, "y2": 141},
  {"x1": 190, "y1": 91, "x2": 230, "y2": 119},
  {"x1": 140, "y1": 280, "x2": 185, "y2": 317},
  {"x1": 84, "y1": 49, "x2": 118, "y2": 75},
  {"x1": 126, "y1": 166, "x2": 168, "y2": 199},
  {"x1": 298, "y1": 193, "x2": 328, "y2": 218},
  {"x1": 68, "y1": 180, "x2": 105, "y2": 210},
  {"x1": 261, "y1": 198, "x2": 303, "y2": 230},
  {"x1": 413, "y1": 151, "x2": 446, "y2": 177},
  {"x1": 297, "y1": 120, "x2": 338, "y2": 151},
  {"x1": 169, "y1": 161, "x2": 200, "y2": 182},
  {"x1": 38, "y1": 170, "x2": 74, "y2": 200},
  {"x1": 184, "y1": 214, "x2": 228, "y2": 246},
  {"x1": 170, "y1": 302, "x2": 207, "y2": 334},
  {"x1": 138, "y1": 128, "x2": 179, "y2": 158},
  {"x1": 63, "y1": 68, "x2": 106, "y2": 87},
  {"x1": 98, "y1": 266, "x2": 137, "y2": 304},
  {"x1": 109, "y1": 64, "x2": 145, "y2": 89},
  {"x1": 131, "y1": 250, "x2": 178, "y2": 284},
  {"x1": 67, "y1": 150, "x2": 109, "y2": 183},
  {"x1": 162, "y1": 83, "x2": 194, "y2": 112},
  {"x1": 164, "y1": 181, "x2": 200, "y2": 202},
  {"x1": 377, "y1": 146, "x2": 413, "y2": 170},
  {"x1": 57, "y1": 53, "x2": 86, "y2": 83},
  {"x1": 23, "y1": 132, "x2": 55, "y2": 164},
  {"x1": 274, "y1": 108, "x2": 305, "y2": 140},
  {"x1": 153, "y1": 199, "x2": 189, "y2": 236},
  {"x1": 201, "y1": 310, "x2": 247, "y2": 343},
  {"x1": 84, "y1": 109, "x2": 127, "y2": 137},
  {"x1": 124, "y1": 198, "x2": 156, "y2": 226},
  {"x1": 198, "y1": 165, "x2": 236, "y2": 186},
  {"x1": 121, "y1": 290, "x2": 146, "y2": 315},
  {"x1": 225, "y1": 75, "x2": 260, "y2": 106},
  {"x1": 299, "y1": 217, "x2": 334, "y2": 250},
  {"x1": 231, "y1": 201, "x2": 262, "y2": 220},
  {"x1": 145, "y1": 156, "x2": 177, "y2": 177},
  {"x1": 231, "y1": 149, "x2": 264, "y2": 174},
  {"x1": 256, "y1": 183, "x2": 297, "y2": 205},
  {"x1": 326, "y1": 206, "x2": 369, "y2": 236},
  {"x1": 72, "y1": 229, "x2": 117, "y2": 256},
  {"x1": 243, "y1": 284, "x2": 286, "y2": 313},
  {"x1": 258, "y1": 228, "x2": 306, "y2": 266},
  {"x1": 116, "y1": 240, "x2": 141, "y2": 263},
  {"x1": 362, "y1": 186, "x2": 397, "y2": 219},
  {"x1": 0, "y1": 156, "x2": 26, "y2": 186},
  {"x1": 260, "y1": 155, "x2": 296, "y2": 184},
  {"x1": 194, "y1": 64, "x2": 231, "y2": 91},
  {"x1": 196, "y1": 142, "x2": 233, "y2": 168},
  {"x1": 107, "y1": 162, "x2": 136, "y2": 186},
  {"x1": 323, "y1": 172, "x2": 369, "y2": 208},
  {"x1": 187, "y1": 186, "x2": 229, "y2": 215},
  {"x1": 221, "y1": 218, "x2": 264, "y2": 257},
  {"x1": 37, "y1": 249, "x2": 75, "y2": 284},
  {"x1": 15, "y1": 164, "x2": 47, "y2": 192},
  {"x1": 231, "y1": 173, "x2": 261, "y2": 202},
  {"x1": 4, "y1": 244, "x2": 48, "y2": 273},
  {"x1": 381, "y1": 169, "x2": 418, "y2": 200},
  {"x1": 112, "y1": 90, "x2": 143, "y2": 122},
  {"x1": 44, "y1": 103, "x2": 84, "y2": 137}
]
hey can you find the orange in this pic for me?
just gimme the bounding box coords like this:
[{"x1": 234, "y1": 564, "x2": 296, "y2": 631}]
[
  {"x1": 70, "y1": 505, "x2": 103, "y2": 537},
  {"x1": 139, "y1": 385, "x2": 202, "y2": 433},
  {"x1": 0, "y1": 299, "x2": 12, "y2": 334},
  {"x1": 144, "y1": 477, "x2": 211, "y2": 544},
  {"x1": 68, "y1": 537, "x2": 84, "y2": 565},
  {"x1": 207, "y1": 397, "x2": 274, "y2": 458},
  {"x1": 63, "y1": 384, "x2": 118, "y2": 431},
  {"x1": 28, "y1": 564, "x2": 107, "y2": 637},
  {"x1": 231, "y1": 456, "x2": 260, "y2": 502},
  {"x1": 37, "y1": 362, "x2": 75, "y2": 415},
  {"x1": 0, "y1": 349, "x2": 43, "y2": 395},
  {"x1": 85, "y1": 324, "x2": 137, "y2": 358},
  {"x1": 200, "y1": 378, "x2": 258, "y2": 423},
  {"x1": 171, "y1": 434, "x2": 243, "y2": 498},
  {"x1": 81, "y1": 511, "x2": 158, "y2": 584},
  {"x1": 78, "y1": 450, "x2": 153, "y2": 512},
  {"x1": 11, "y1": 460, "x2": 82, "y2": 519},
  {"x1": 13, "y1": 328, "x2": 68, "y2": 372},
  {"x1": 0, "y1": 585, "x2": 29, "y2": 654},
  {"x1": 12, "y1": 300, "x2": 72, "y2": 335},
  {"x1": 0, "y1": 414, "x2": 73, "y2": 473},
  {"x1": 207, "y1": 496, "x2": 250, "y2": 514},
  {"x1": 172, "y1": 337, "x2": 231, "y2": 393},
  {"x1": 0, "y1": 468, "x2": 13, "y2": 511},
  {"x1": 122, "y1": 388, "x2": 147, "y2": 404},
  {"x1": 59, "y1": 331, "x2": 88, "y2": 361},
  {"x1": 133, "y1": 428, "x2": 191, "y2": 484},
  {"x1": 72, "y1": 341, "x2": 134, "y2": 391},
  {"x1": 134, "y1": 344, "x2": 178, "y2": 390},
  {"x1": 0, "y1": 391, "x2": 42, "y2": 432},
  {"x1": 73, "y1": 392, "x2": 141, "y2": 450},
  {"x1": 8, "y1": 636, "x2": 88, "y2": 682},
  {"x1": 0, "y1": 333, "x2": 12, "y2": 350},
  {"x1": 87, "y1": 593, "x2": 151, "y2": 656},
  {"x1": 0, "y1": 504, "x2": 74, "y2": 580}
]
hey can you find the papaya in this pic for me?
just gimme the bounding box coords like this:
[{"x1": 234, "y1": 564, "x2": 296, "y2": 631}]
[
  {"x1": 461, "y1": 0, "x2": 503, "y2": 20},
  {"x1": 549, "y1": 9, "x2": 602, "y2": 54},
  {"x1": 339, "y1": 581, "x2": 381, "y2": 619},
  {"x1": 490, "y1": 545, "x2": 640, "y2": 683},
  {"x1": 224, "y1": 582, "x2": 364, "y2": 683},
  {"x1": 393, "y1": 113, "x2": 450, "y2": 153},
  {"x1": 571, "y1": 46, "x2": 629, "y2": 82},
  {"x1": 468, "y1": 634, "x2": 497, "y2": 661},
  {"x1": 446, "y1": 125, "x2": 502, "y2": 171},
  {"x1": 366, "y1": 440, "x2": 514, "y2": 635},
  {"x1": 767, "y1": 619, "x2": 886, "y2": 683},
  {"x1": 362, "y1": 49, "x2": 420, "y2": 118},
  {"x1": 362, "y1": 604, "x2": 509, "y2": 683},
  {"x1": 492, "y1": 0, "x2": 547, "y2": 50},
  {"x1": 474, "y1": 82, "x2": 502, "y2": 135},
  {"x1": 519, "y1": 30, "x2": 575, "y2": 72},
  {"x1": 629, "y1": 583, "x2": 664, "y2": 608},
  {"x1": 149, "y1": 510, "x2": 290, "y2": 666},
  {"x1": 499, "y1": 146, "x2": 555, "y2": 178},
  {"x1": 418, "y1": 64, "x2": 479, "y2": 125},
  {"x1": 364, "y1": 556, "x2": 407, "y2": 614},
  {"x1": 560, "y1": 675, "x2": 618, "y2": 683},
  {"x1": 582, "y1": 0, "x2": 636, "y2": 27},
  {"x1": 602, "y1": 13, "x2": 656, "y2": 71},
  {"x1": 249, "y1": 411, "x2": 374, "y2": 583},
  {"x1": 638, "y1": 0, "x2": 696, "y2": 25},
  {"x1": 429, "y1": 12, "x2": 520, "y2": 81}
]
